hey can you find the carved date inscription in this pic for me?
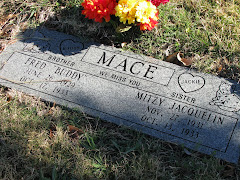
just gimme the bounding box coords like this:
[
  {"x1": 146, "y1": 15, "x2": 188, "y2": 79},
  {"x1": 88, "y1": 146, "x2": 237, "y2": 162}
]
[
  {"x1": 135, "y1": 91, "x2": 237, "y2": 152},
  {"x1": 0, "y1": 52, "x2": 87, "y2": 102}
]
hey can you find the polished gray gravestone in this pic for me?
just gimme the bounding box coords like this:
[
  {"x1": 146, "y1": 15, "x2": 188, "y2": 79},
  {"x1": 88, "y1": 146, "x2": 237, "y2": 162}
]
[{"x1": 0, "y1": 27, "x2": 239, "y2": 163}]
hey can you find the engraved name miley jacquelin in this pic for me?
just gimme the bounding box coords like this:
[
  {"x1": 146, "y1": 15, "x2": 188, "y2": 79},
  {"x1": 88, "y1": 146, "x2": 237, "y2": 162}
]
[{"x1": 97, "y1": 52, "x2": 158, "y2": 80}]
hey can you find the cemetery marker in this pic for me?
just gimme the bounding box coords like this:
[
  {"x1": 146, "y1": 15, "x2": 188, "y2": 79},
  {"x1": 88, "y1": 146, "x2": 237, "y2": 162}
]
[{"x1": 0, "y1": 28, "x2": 239, "y2": 163}]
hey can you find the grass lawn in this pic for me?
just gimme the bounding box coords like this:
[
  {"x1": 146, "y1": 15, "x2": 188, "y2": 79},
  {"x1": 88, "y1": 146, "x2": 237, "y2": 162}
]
[{"x1": 0, "y1": 0, "x2": 240, "y2": 179}]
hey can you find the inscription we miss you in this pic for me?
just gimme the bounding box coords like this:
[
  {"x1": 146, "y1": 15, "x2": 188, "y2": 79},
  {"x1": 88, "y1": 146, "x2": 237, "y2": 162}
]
[{"x1": 81, "y1": 47, "x2": 175, "y2": 87}]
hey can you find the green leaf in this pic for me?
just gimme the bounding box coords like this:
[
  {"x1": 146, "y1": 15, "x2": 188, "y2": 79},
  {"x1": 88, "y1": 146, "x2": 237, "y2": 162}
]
[
  {"x1": 116, "y1": 24, "x2": 132, "y2": 33},
  {"x1": 92, "y1": 163, "x2": 102, "y2": 168}
]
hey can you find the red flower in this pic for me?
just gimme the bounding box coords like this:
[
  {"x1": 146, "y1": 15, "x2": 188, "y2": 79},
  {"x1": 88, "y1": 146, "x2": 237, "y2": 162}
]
[
  {"x1": 82, "y1": 0, "x2": 117, "y2": 23},
  {"x1": 149, "y1": 0, "x2": 169, "y2": 7},
  {"x1": 139, "y1": 12, "x2": 158, "y2": 31},
  {"x1": 140, "y1": 18, "x2": 158, "y2": 31}
]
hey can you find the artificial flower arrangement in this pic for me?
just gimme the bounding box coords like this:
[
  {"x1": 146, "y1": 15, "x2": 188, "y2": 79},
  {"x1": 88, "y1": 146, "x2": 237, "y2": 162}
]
[{"x1": 81, "y1": 0, "x2": 169, "y2": 31}]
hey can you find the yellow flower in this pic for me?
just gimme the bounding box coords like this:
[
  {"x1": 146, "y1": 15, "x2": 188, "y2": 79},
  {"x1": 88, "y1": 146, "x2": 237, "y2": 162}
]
[
  {"x1": 135, "y1": 1, "x2": 157, "y2": 24},
  {"x1": 115, "y1": 0, "x2": 140, "y2": 24}
]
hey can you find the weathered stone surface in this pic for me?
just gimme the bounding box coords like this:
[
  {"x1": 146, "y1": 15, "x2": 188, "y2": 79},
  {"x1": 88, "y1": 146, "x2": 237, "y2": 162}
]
[{"x1": 0, "y1": 27, "x2": 239, "y2": 163}]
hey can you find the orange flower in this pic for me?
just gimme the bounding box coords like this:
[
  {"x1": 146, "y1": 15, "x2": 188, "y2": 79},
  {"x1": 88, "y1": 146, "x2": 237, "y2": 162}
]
[{"x1": 82, "y1": 0, "x2": 117, "y2": 23}]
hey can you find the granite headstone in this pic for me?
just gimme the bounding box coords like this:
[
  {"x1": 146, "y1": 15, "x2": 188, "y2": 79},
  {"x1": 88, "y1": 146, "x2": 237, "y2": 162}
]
[{"x1": 0, "y1": 28, "x2": 239, "y2": 163}]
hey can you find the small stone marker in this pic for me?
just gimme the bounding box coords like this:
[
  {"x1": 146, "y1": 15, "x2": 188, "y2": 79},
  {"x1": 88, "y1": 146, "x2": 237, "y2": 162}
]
[{"x1": 0, "y1": 28, "x2": 239, "y2": 163}]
